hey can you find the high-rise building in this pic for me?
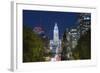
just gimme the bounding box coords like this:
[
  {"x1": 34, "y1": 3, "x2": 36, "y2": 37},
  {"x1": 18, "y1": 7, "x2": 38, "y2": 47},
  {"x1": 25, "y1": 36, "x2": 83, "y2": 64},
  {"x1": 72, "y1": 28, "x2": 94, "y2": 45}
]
[
  {"x1": 50, "y1": 23, "x2": 61, "y2": 61},
  {"x1": 70, "y1": 28, "x2": 79, "y2": 49},
  {"x1": 79, "y1": 13, "x2": 91, "y2": 35}
]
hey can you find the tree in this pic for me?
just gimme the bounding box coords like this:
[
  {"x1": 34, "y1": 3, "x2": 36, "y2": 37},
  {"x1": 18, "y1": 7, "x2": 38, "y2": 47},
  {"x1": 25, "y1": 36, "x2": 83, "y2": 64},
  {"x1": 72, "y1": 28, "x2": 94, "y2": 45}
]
[
  {"x1": 61, "y1": 31, "x2": 68, "y2": 60},
  {"x1": 23, "y1": 27, "x2": 45, "y2": 62},
  {"x1": 73, "y1": 29, "x2": 91, "y2": 59}
]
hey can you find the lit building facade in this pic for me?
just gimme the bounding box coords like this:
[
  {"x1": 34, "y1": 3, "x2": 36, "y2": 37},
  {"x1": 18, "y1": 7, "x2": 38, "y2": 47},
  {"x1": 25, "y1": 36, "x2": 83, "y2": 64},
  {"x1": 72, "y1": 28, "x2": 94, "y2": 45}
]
[{"x1": 50, "y1": 23, "x2": 61, "y2": 61}]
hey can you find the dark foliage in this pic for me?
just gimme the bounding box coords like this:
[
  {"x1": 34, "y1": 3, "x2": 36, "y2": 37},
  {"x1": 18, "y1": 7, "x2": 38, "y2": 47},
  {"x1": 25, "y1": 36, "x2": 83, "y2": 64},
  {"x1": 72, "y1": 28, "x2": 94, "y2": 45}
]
[
  {"x1": 73, "y1": 29, "x2": 91, "y2": 59},
  {"x1": 23, "y1": 27, "x2": 46, "y2": 62}
]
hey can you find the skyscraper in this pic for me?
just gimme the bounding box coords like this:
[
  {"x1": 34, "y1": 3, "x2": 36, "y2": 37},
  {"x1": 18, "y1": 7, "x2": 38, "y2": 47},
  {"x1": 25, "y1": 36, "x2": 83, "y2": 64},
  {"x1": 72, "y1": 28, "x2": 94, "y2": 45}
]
[
  {"x1": 54, "y1": 23, "x2": 59, "y2": 44},
  {"x1": 50, "y1": 23, "x2": 61, "y2": 61}
]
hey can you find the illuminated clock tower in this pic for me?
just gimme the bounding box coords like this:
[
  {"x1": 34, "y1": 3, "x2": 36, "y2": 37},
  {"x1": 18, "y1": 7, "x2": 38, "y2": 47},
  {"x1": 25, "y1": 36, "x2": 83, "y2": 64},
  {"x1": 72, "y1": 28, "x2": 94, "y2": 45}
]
[
  {"x1": 50, "y1": 22, "x2": 61, "y2": 61},
  {"x1": 53, "y1": 22, "x2": 59, "y2": 46}
]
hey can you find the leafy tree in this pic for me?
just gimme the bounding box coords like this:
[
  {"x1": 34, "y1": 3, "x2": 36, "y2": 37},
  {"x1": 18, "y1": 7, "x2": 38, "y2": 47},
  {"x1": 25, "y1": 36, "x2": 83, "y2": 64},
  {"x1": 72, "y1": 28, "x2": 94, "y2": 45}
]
[
  {"x1": 61, "y1": 31, "x2": 68, "y2": 60},
  {"x1": 73, "y1": 29, "x2": 91, "y2": 59},
  {"x1": 23, "y1": 27, "x2": 46, "y2": 62}
]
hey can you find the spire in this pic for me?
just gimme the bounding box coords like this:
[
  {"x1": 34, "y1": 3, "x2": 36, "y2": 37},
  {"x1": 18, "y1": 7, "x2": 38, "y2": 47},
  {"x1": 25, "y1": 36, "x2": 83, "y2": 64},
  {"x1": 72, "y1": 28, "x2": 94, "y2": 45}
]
[
  {"x1": 53, "y1": 22, "x2": 59, "y2": 41},
  {"x1": 54, "y1": 22, "x2": 58, "y2": 30},
  {"x1": 55, "y1": 22, "x2": 57, "y2": 26}
]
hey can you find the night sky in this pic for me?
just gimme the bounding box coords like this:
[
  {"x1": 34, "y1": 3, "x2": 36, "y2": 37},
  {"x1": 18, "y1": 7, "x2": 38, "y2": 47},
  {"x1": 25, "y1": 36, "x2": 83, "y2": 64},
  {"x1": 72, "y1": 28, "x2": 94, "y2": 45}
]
[{"x1": 23, "y1": 10, "x2": 80, "y2": 39}]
